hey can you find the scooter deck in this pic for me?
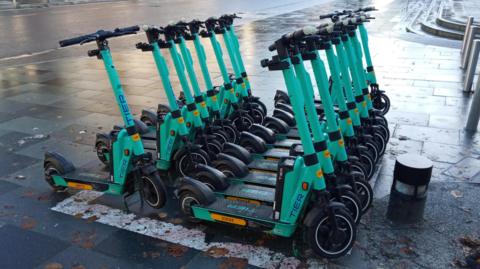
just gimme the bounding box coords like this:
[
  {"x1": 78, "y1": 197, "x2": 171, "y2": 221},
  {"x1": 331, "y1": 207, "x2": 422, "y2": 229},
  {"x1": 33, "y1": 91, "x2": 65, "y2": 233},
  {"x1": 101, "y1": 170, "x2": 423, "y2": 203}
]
[
  {"x1": 204, "y1": 198, "x2": 273, "y2": 222},
  {"x1": 222, "y1": 183, "x2": 275, "y2": 204},
  {"x1": 285, "y1": 128, "x2": 299, "y2": 139},
  {"x1": 248, "y1": 159, "x2": 278, "y2": 172},
  {"x1": 61, "y1": 161, "x2": 111, "y2": 188},
  {"x1": 273, "y1": 138, "x2": 298, "y2": 149},
  {"x1": 237, "y1": 171, "x2": 276, "y2": 187},
  {"x1": 262, "y1": 148, "x2": 289, "y2": 160}
]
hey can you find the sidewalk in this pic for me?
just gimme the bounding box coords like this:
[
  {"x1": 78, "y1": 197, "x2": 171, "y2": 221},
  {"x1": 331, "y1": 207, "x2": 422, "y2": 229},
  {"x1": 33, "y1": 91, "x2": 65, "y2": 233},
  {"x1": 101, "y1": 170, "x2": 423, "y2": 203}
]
[{"x1": 0, "y1": 0, "x2": 479, "y2": 268}]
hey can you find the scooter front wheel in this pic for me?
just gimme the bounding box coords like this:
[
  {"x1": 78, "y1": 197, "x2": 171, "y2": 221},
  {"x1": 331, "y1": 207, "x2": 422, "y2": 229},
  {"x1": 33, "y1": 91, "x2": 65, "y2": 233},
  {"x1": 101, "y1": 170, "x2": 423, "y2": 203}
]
[
  {"x1": 141, "y1": 172, "x2": 167, "y2": 209},
  {"x1": 330, "y1": 191, "x2": 362, "y2": 224},
  {"x1": 353, "y1": 177, "x2": 373, "y2": 213},
  {"x1": 95, "y1": 138, "x2": 111, "y2": 167},
  {"x1": 308, "y1": 209, "x2": 356, "y2": 259},
  {"x1": 176, "y1": 149, "x2": 210, "y2": 177},
  {"x1": 372, "y1": 92, "x2": 390, "y2": 115}
]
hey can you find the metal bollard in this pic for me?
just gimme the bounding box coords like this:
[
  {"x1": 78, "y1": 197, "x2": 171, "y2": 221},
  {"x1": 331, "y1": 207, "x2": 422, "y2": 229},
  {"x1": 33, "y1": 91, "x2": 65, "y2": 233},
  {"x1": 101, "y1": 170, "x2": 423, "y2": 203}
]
[
  {"x1": 461, "y1": 17, "x2": 474, "y2": 55},
  {"x1": 462, "y1": 26, "x2": 480, "y2": 69},
  {"x1": 463, "y1": 40, "x2": 480, "y2": 92},
  {"x1": 386, "y1": 154, "x2": 433, "y2": 224},
  {"x1": 466, "y1": 77, "x2": 480, "y2": 131}
]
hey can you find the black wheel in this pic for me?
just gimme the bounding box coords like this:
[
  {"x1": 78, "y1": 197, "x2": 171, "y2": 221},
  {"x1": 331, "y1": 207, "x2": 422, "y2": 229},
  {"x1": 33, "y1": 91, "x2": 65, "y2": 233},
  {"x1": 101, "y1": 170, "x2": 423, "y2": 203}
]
[
  {"x1": 95, "y1": 138, "x2": 111, "y2": 167},
  {"x1": 249, "y1": 106, "x2": 265, "y2": 124},
  {"x1": 364, "y1": 141, "x2": 379, "y2": 163},
  {"x1": 141, "y1": 172, "x2": 167, "y2": 209},
  {"x1": 232, "y1": 114, "x2": 254, "y2": 131},
  {"x1": 212, "y1": 129, "x2": 229, "y2": 145},
  {"x1": 331, "y1": 190, "x2": 362, "y2": 224},
  {"x1": 176, "y1": 149, "x2": 210, "y2": 177},
  {"x1": 353, "y1": 177, "x2": 373, "y2": 213},
  {"x1": 251, "y1": 99, "x2": 268, "y2": 115},
  {"x1": 351, "y1": 161, "x2": 368, "y2": 181},
  {"x1": 359, "y1": 153, "x2": 375, "y2": 180},
  {"x1": 203, "y1": 139, "x2": 223, "y2": 155},
  {"x1": 222, "y1": 124, "x2": 240, "y2": 143},
  {"x1": 375, "y1": 124, "x2": 390, "y2": 143},
  {"x1": 372, "y1": 92, "x2": 390, "y2": 115},
  {"x1": 44, "y1": 162, "x2": 68, "y2": 192},
  {"x1": 372, "y1": 132, "x2": 386, "y2": 156},
  {"x1": 307, "y1": 209, "x2": 356, "y2": 259},
  {"x1": 179, "y1": 190, "x2": 204, "y2": 222}
]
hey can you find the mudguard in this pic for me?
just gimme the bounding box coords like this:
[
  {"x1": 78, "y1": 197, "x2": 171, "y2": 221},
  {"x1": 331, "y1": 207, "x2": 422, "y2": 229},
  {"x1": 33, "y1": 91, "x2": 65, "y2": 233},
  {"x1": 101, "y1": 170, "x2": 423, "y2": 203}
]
[
  {"x1": 194, "y1": 163, "x2": 229, "y2": 190},
  {"x1": 275, "y1": 103, "x2": 293, "y2": 114},
  {"x1": 264, "y1": 116, "x2": 290, "y2": 134},
  {"x1": 274, "y1": 90, "x2": 290, "y2": 105},
  {"x1": 96, "y1": 132, "x2": 111, "y2": 145},
  {"x1": 222, "y1": 142, "x2": 253, "y2": 164},
  {"x1": 175, "y1": 176, "x2": 217, "y2": 205},
  {"x1": 240, "y1": 131, "x2": 268, "y2": 153},
  {"x1": 44, "y1": 151, "x2": 75, "y2": 173},
  {"x1": 213, "y1": 153, "x2": 249, "y2": 177},
  {"x1": 134, "y1": 119, "x2": 150, "y2": 135},
  {"x1": 141, "y1": 109, "x2": 157, "y2": 126},
  {"x1": 157, "y1": 104, "x2": 171, "y2": 114},
  {"x1": 248, "y1": 124, "x2": 276, "y2": 144},
  {"x1": 303, "y1": 202, "x2": 347, "y2": 227},
  {"x1": 273, "y1": 108, "x2": 296, "y2": 127}
]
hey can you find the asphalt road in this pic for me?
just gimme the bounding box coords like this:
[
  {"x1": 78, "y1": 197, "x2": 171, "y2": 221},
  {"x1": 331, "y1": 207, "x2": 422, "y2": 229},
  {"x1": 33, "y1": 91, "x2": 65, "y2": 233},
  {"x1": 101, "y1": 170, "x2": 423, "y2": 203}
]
[{"x1": 0, "y1": 0, "x2": 331, "y2": 64}]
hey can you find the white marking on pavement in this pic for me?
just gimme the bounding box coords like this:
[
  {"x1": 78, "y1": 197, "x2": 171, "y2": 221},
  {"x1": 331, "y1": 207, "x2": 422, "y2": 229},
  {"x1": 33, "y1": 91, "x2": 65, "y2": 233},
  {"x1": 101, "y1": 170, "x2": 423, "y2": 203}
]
[{"x1": 52, "y1": 191, "x2": 327, "y2": 269}]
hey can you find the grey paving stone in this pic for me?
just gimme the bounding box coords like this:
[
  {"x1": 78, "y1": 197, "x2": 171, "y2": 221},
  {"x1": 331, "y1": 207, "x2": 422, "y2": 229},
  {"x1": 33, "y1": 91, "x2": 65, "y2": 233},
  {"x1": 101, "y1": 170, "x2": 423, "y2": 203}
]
[
  {"x1": 395, "y1": 124, "x2": 460, "y2": 145},
  {"x1": 6, "y1": 92, "x2": 67, "y2": 105},
  {"x1": 95, "y1": 229, "x2": 200, "y2": 269},
  {"x1": 422, "y1": 141, "x2": 468, "y2": 163},
  {"x1": 429, "y1": 114, "x2": 466, "y2": 130},
  {"x1": 0, "y1": 225, "x2": 69, "y2": 269},
  {"x1": 34, "y1": 246, "x2": 142, "y2": 269},
  {"x1": 0, "y1": 99, "x2": 33, "y2": 113},
  {"x1": 0, "y1": 116, "x2": 70, "y2": 135},
  {"x1": 74, "y1": 112, "x2": 123, "y2": 129},
  {"x1": 15, "y1": 138, "x2": 96, "y2": 167},
  {"x1": 0, "y1": 150, "x2": 40, "y2": 175},
  {"x1": 443, "y1": 157, "x2": 480, "y2": 181}
]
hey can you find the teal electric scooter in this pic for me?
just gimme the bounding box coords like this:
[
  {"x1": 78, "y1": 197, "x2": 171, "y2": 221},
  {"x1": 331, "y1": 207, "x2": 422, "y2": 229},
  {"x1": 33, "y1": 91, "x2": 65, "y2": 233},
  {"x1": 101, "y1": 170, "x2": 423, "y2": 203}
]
[
  {"x1": 175, "y1": 27, "x2": 358, "y2": 259},
  {"x1": 44, "y1": 27, "x2": 168, "y2": 210}
]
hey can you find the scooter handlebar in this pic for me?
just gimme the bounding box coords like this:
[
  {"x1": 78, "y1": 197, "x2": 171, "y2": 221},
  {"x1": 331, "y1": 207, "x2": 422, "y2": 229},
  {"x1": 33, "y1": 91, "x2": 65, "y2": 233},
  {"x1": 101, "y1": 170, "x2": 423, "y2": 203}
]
[
  {"x1": 141, "y1": 24, "x2": 163, "y2": 33},
  {"x1": 59, "y1": 25, "x2": 139, "y2": 47}
]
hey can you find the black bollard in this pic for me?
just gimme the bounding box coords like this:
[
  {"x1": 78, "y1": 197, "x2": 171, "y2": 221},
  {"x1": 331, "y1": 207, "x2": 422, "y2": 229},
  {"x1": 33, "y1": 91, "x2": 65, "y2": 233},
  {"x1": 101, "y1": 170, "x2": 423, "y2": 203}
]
[{"x1": 386, "y1": 154, "x2": 433, "y2": 224}]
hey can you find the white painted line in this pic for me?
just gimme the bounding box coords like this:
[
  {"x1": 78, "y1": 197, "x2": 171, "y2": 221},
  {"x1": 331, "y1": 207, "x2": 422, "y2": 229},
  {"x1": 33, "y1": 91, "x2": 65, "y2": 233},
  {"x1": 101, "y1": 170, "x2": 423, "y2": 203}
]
[{"x1": 52, "y1": 191, "x2": 327, "y2": 269}]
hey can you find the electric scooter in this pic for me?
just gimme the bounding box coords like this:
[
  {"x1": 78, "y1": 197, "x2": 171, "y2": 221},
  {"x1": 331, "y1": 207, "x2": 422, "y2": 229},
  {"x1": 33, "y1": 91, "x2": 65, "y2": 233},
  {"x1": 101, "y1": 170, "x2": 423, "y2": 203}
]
[
  {"x1": 175, "y1": 27, "x2": 358, "y2": 259},
  {"x1": 43, "y1": 27, "x2": 168, "y2": 210}
]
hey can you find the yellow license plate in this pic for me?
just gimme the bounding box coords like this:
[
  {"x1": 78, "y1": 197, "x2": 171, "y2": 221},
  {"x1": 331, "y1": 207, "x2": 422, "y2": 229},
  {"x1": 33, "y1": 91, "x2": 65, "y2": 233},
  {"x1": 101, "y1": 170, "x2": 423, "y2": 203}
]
[
  {"x1": 211, "y1": 213, "x2": 246, "y2": 226},
  {"x1": 67, "y1": 182, "x2": 93, "y2": 190}
]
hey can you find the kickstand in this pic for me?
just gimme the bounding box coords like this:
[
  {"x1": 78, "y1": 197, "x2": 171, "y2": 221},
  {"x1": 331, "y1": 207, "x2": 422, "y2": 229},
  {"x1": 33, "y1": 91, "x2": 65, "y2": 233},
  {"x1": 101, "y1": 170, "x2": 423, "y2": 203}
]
[{"x1": 123, "y1": 192, "x2": 132, "y2": 213}]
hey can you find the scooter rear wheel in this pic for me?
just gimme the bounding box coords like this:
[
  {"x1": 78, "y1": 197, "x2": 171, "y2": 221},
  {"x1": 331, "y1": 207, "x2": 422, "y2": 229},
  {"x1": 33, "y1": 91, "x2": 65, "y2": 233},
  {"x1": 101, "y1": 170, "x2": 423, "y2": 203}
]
[
  {"x1": 308, "y1": 209, "x2": 356, "y2": 259},
  {"x1": 141, "y1": 172, "x2": 167, "y2": 209},
  {"x1": 44, "y1": 162, "x2": 67, "y2": 192},
  {"x1": 95, "y1": 138, "x2": 111, "y2": 167}
]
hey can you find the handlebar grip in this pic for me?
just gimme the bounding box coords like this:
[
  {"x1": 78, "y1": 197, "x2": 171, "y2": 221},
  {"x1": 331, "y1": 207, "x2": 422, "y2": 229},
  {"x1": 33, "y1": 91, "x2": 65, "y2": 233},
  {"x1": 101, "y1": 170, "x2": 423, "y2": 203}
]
[
  {"x1": 59, "y1": 33, "x2": 95, "y2": 47},
  {"x1": 319, "y1": 13, "x2": 333, "y2": 19},
  {"x1": 268, "y1": 43, "x2": 276, "y2": 51},
  {"x1": 115, "y1": 25, "x2": 140, "y2": 33}
]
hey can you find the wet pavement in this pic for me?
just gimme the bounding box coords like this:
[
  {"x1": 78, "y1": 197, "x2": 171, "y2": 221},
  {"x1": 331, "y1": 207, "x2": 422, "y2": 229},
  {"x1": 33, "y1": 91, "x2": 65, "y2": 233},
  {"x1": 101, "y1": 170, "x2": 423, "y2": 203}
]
[{"x1": 1, "y1": 0, "x2": 480, "y2": 268}]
